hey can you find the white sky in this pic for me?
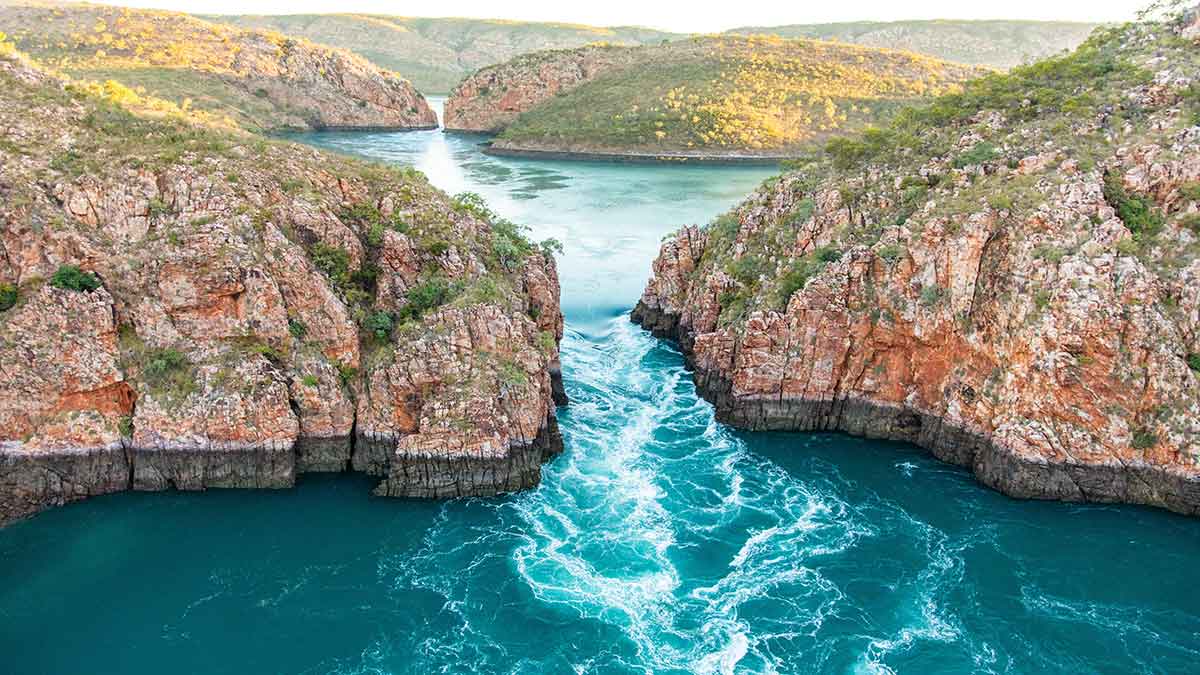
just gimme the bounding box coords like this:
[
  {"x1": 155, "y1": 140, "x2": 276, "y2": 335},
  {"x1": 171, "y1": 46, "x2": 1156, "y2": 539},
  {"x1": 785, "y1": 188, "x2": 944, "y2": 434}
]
[{"x1": 96, "y1": 0, "x2": 1145, "y2": 34}]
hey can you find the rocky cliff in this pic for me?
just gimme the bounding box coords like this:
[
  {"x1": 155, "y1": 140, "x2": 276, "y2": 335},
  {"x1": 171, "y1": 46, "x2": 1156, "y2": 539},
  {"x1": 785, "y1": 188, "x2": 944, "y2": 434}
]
[
  {"x1": 0, "y1": 49, "x2": 563, "y2": 526},
  {"x1": 0, "y1": 1, "x2": 436, "y2": 131},
  {"x1": 445, "y1": 36, "x2": 981, "y2": 159},
  {"x1": 634, "y1": 19, "x2": 1200, "y2": 515},
  {"x1": 443, "y1": 44, "x2": 636, "y2": 132}
]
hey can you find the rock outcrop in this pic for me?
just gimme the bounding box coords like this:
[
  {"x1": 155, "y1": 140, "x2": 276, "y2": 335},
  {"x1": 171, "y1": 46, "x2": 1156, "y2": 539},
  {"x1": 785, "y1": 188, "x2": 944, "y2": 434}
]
[
  {"x1": 635, "y1": 20, "x2": 1200, "y2": 515},
  {"x1": 0, "y1": 50, "x2": 562, "y2": 526},
  {"x1": 443, "y1": 45, "x2": 634, "y2": 132},
  {"x1": 0, "y1": 2, "x2": 437, "y2": 131}
]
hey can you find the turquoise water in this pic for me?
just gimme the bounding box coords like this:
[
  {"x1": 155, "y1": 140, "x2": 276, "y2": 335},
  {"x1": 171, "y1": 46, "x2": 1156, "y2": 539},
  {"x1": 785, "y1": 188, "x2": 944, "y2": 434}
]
[{"x1": 2, "y1": 105, "x2": 1199, "y2": 674}]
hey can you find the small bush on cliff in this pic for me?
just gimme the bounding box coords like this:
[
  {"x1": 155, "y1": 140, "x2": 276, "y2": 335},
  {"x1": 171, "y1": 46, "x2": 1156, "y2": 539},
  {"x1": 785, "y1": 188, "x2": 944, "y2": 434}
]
[
  {"x1": 1187, "y1": 353, "x2": 1200, "y2": 373},
  {"x1": 50, "y1": 265, "x2": 101, "y2": 292},
  {"x1": 310, "y1": 244, "x2": 352, "y2": 287},
  {"x1": 776, "y1": 251, "x2": 836, "y2": 307},
  {"x1": 141, "y1": 348, "x2": 195, "y2": 401},
  {"x1": 398, "y1": 276, "x2": 463, "y2": 321},
  {"x1": 0, "y1": 283, "x2": 16, "y2": 311},
  {"x1": 920, "y1": 285, "x2": 946, "y2": 307},
  {"x1": 1103, "y1": 174, "x2": 1164, "y2": 241},
  {"x1": 1132, "y1": 429, "x2": 1159, "y2": 450},
  {"x1": 363, "y1": 311, "x2": 394, "y2": 341}
]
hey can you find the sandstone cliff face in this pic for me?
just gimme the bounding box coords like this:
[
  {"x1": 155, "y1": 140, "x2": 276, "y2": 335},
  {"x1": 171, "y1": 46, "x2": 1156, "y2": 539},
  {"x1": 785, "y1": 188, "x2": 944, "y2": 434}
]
[
  {"x1": 0, "y1": 2, "x2": 437, "y2": 131},
  {"x1": 635, "y1": 21, "x2": 1200, "y2": 515},
  {"x1": 0, "y1": 51, "x2": 562, "y2": 525},
  {"x1": 443, "y1": 45, "x2": 633, "y2": 132}
]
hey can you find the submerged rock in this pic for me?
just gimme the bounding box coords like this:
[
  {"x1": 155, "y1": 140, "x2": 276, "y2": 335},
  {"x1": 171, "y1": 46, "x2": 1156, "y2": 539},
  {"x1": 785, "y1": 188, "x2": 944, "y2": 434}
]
[{"x1": 0, "y1": 51, "x2": 563, "y2": 525}]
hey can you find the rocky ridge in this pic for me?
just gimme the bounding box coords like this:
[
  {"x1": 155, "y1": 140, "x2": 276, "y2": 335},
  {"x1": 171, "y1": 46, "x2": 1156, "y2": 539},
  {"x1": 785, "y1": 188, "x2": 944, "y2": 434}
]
[
  {"x1": 634, "y1": 19, "x2": 1200, "y2": 515},
  {"x1": 0, "y1": 1, "x2": 437, "y2": 131},
  {"x1": 0, "y1": 48, "x2": 563, "y2": 525},
  {"x1": 445, "y1": 36, "x2": 982, "y2": 159}
]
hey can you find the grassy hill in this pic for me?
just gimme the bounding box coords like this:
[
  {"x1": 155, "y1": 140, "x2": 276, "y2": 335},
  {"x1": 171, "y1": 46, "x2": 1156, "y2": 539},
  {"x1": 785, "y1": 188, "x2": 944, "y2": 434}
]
[
  {"x1": 206, "y1": 13, "x2": 676, "y2": 94},
  {"x1": 0, "y1": 1, "x2": 436, "y2": 131},
  {"x1": 206, "y1": 14, "x2": 1099, "y2": 94},
  {"x1": 727, "y1": 20, "x2": 1100, "y2": 70},
  {"x1": 479, "y1": 36, "x2": 982, "y2": 158}
]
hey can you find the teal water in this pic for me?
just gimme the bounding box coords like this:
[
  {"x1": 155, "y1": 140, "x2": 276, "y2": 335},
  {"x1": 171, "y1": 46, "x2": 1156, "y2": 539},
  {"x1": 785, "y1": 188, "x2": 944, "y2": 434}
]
[{"x1": 2, "y1": 104, "x2": 1199, "y2": 674}]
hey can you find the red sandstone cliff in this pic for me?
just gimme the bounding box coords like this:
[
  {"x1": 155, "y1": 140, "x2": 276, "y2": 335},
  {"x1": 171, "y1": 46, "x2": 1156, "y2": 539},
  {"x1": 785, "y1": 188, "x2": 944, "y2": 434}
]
[
  {"x1": 635, "y1": 20, "x2": 1200, "y2": 515},
  {"x1": 0, "y1": 51, "x2": 562, "y2": 525}
]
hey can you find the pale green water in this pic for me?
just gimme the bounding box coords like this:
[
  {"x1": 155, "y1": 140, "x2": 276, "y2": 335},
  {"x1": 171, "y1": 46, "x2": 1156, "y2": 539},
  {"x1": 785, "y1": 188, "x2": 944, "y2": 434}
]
[{"x1": 1, "y1": 104, "x2": 1198, "y2": 674}]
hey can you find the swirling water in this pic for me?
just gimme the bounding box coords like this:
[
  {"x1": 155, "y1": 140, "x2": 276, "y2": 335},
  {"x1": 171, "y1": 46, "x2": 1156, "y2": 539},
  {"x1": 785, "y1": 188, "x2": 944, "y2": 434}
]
[{"x1": 1, "y1": 101, "x2": 1199, "y2": 674}]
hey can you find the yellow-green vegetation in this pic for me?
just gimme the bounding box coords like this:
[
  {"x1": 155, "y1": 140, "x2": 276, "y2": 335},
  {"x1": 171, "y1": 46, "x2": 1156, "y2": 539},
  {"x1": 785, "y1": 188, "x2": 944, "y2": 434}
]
[
  {"x1": 689, "y1": 18, "x2": 1200, "y2": 326},
  {"x1": 494, "y1": 36, "x2": 981, "y2": 155},
  {"x1": 0, "y1": 1, "x2": 417, "y2": 131},
  {"x1": 727, "y1": 20, "x2": 1100, "y2": 70}
]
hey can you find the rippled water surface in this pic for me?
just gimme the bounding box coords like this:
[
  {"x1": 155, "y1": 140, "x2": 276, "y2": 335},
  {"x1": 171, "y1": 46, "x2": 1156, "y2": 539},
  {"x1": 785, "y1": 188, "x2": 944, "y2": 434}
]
[{"x1": 2, "y1": 101, "x2": 1198, "y2": 674}]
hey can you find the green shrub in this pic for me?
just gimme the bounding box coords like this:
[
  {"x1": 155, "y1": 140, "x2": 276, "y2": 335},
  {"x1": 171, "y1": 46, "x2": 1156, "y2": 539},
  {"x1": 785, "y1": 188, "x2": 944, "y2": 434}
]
[
  {"x1": 1179, "y1": 182, "x2": 1200, "y2": 201},
  {"x1": 815, "y1": 246, "x2": 842, "y2": 263},
  {"x1": 363, "y1": 311, "x2": 394, "y2": 341},
  {"x1": 952, "y1": 142, "x2": 999, "y2": 169},
  {"x1": 301, "y1": 374, "x2": 319, "y2": 387},
  {"x1": 287, "y1": 319, "x2": 307, "y2": 339},
  {"x1": 776, "y1": 254, "x2": 828, "y2": 306},
  {"x1": 1103, "y1": 173, "x2": 1164, "y2": 240},
  {"x1": 117, "y1": 415, "x2": 133, "y2": 437},
  {"x1": 1187, "y1": 353, "x2": 1200, "y2": 373},
  {"x1": 1132, "y1": 429, "x2": 1158, "y2": 450},
  {"x1": 0, "y1": 283, "x2": 16, "y2": 311},
  {"x1": 50, "y1": 265, "x2": 101, "y2": 292},
  {"x1": 920, "y1": 285, "x2": 945, "y2": 307},
  {"x1": 336, "y1": 363, "x2": 358, "y2": 387},
  {"x1": 729, "y1": 254, "x2": 766, "y2": 284},
  {"x1": 399, "y1": 276, "x2": 462, "y2": 321},
  {"x1": 142, "y1": 348, "x2": 190, "y2": 389},
  {"x1": 786, "y1": 198, "x2": 816, "y2": 225},
  {"x1": 877, "y1": 244, "x2": 905, "y2": 262},
  {"x1": 310, "y1": 244, "x2": 352, "y2": 287},
  {"x1": 1032, "y1": 244, "x2": 1066, "y2": 263}
]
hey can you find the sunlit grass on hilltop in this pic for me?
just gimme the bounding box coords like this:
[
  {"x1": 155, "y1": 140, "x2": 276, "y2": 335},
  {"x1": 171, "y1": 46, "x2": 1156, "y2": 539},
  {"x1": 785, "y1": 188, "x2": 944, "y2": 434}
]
[{"x1": 495, "y1": 35, "x2": 982, "y2": 155}]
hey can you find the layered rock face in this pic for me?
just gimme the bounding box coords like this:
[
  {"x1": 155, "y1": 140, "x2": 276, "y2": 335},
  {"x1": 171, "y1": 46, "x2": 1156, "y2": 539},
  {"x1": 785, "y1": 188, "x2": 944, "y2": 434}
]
[
  {"x1": 635, "y1": 21, "x2": 1200, "y2": 515},
  {"x1": 0, "y1": 51, "x2": 563, "y2": 525},
  {"x1": 443, "y1": 45, "x2": 634, "y2": 132},
  {"x1": 0, "y1": 2, "x2": 436, "y2": 131}
]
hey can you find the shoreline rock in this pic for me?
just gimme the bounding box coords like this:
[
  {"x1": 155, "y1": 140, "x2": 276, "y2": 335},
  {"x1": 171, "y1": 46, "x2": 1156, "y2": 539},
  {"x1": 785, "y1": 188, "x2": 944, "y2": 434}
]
[{"x1": 631, "y1": 301, "x2": 1200, "y2": 516}]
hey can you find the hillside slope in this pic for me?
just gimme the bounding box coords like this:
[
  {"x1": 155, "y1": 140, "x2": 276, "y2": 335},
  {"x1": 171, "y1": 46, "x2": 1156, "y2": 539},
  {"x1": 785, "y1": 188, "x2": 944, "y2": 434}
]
[
  {"x1": 447, "y1": 36, "x2": 982, "y2": 159},
  {"x1": 728, "y1": 20, "x2": 1099, "y2": 70},
  {"x1": 0, "y1": 45, "x2": 564, "y2": 525},
  {"x1": 634, "y1": 18, "x2": 1200, "y2": 514},
  {"x1": 207, "y1": 13, "x2": 676, "y2": 94},
  {"x1": 0, "y1": 1, "x2": 436, "y2": 131}
]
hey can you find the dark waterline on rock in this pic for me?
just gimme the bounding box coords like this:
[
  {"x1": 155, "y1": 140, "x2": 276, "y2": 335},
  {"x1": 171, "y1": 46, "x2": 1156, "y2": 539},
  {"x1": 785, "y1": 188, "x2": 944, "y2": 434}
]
[{"x1": 2, "y1": 99, "x2": 1199, "y2": 674}]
